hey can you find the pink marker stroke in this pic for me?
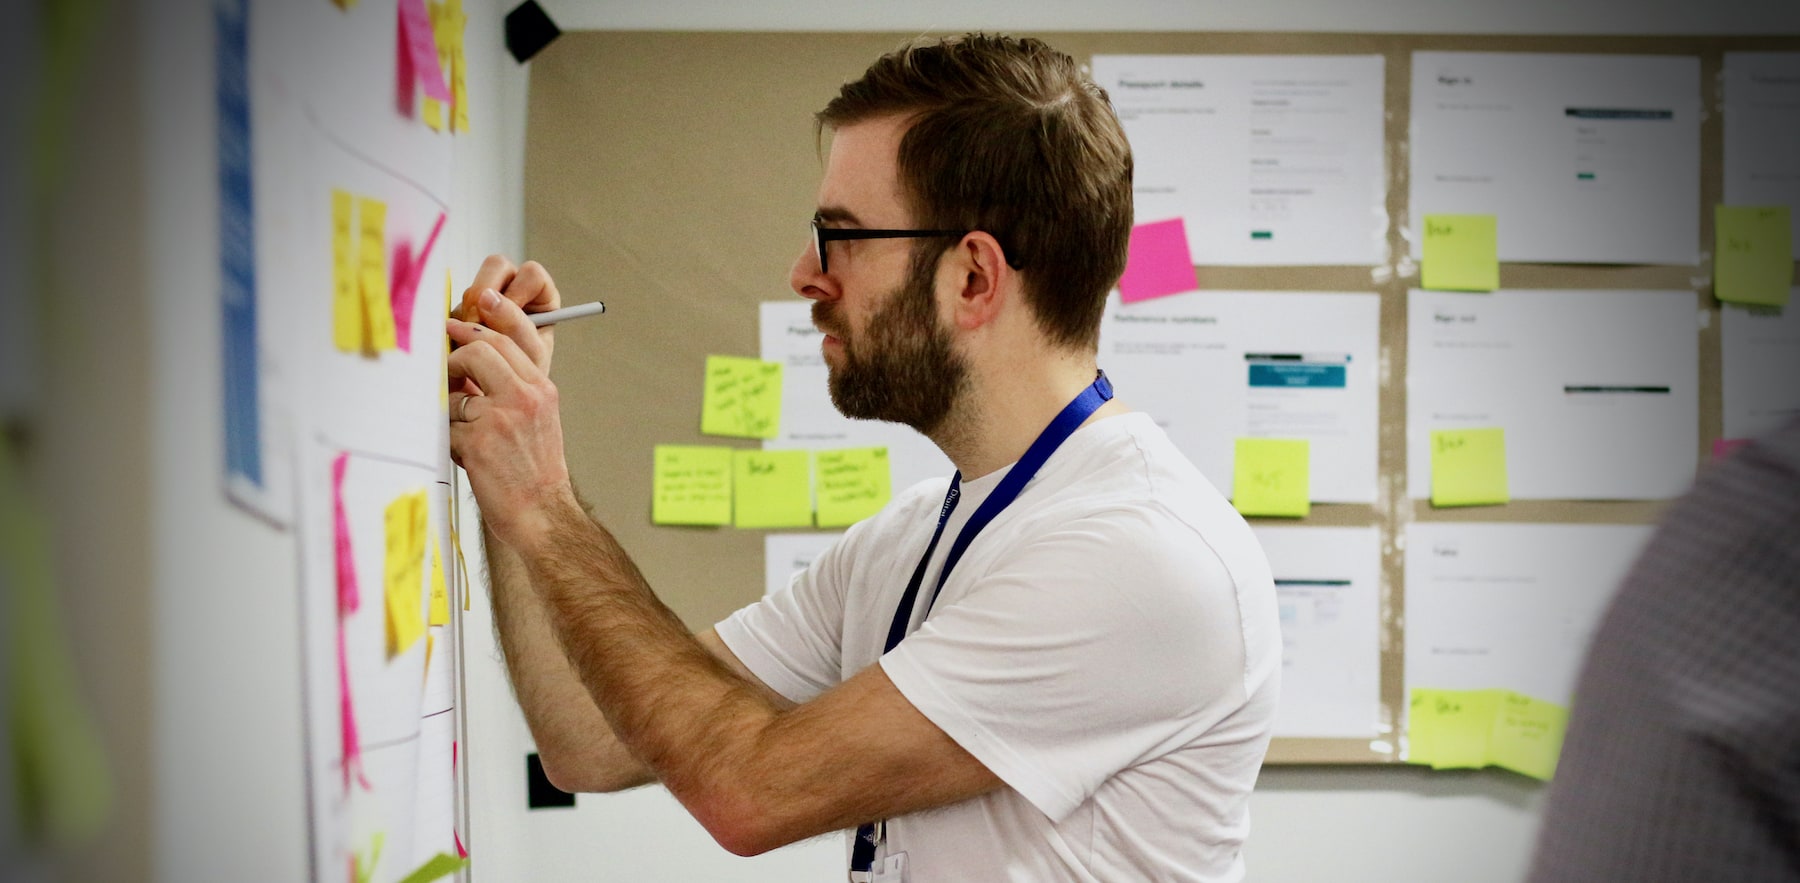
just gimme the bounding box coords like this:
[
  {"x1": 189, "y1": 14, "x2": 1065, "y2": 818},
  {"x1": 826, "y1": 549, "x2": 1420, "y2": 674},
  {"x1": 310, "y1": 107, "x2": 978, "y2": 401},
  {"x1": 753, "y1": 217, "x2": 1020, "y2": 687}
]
[
  {"x1": 332, "y1": 453, "x2": 360, "y2": 614},
  {"x1": 338, "y1": 619, "x2": 372, "y2": 791},
  {"x1": 391, "y1": 212, "x2": 447, "y2": 353}
]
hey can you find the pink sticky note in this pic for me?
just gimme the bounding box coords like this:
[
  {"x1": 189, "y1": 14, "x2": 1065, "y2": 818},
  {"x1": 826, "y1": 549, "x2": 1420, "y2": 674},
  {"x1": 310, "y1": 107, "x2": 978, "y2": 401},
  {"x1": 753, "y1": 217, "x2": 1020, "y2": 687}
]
[
  {"x1": 390, "y1": 212, "x2": 446, "y2": 352},
  {"x1": 332, "y1": 453, "x2": 361, "y2": 614},
  {"x1": 1713, "y1": 438, "x2": 1751, "y2": 459},
  {"x1": 399, "y1": 0, "x2": 452, "y2": 101},
  {"x1": 337, "y1": 621, "x2": 372, "y2": 791},
  {"x1": 1119, "y1": 218, "x2": 1198, "y2": 304}
]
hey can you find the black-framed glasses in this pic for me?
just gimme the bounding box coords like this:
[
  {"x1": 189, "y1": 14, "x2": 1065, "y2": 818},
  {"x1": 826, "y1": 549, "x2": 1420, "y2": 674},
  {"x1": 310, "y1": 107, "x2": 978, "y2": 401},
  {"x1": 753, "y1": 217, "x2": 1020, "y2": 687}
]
[{"x1": 811, "y1": 215, "x2": 965, "y2": 274}]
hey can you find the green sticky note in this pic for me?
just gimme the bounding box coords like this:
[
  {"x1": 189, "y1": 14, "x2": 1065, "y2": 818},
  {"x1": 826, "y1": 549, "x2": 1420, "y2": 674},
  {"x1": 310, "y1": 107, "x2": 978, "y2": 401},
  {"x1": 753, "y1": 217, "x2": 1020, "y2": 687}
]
[
  {"x1": 1231, "y1": 438, "x2": 1310, "y2": 518},
  {"x1": 1430, "y1": 428, "x2": 1509, "y2": 508},
  {"x1": 395, "y1": 852, "x2": 469, "y2": 883},
  {"x1": 1489, "y1": 692, "x2": 1569, "y2": 781},
  {"x1": 700, "y1": 355, "x2": 784, "y2": 439},
  {"x1": 652, "y1": 445, "x2": 733, "y2": 526},
  {"x1": 1407, "y1": 688, "x2": 1503, "y2": 769},
  {"x1": 2, "y1": 436, "x2": 113, "y2": 846},
  {"x1": 732, "y1": 449, "x2": 813, "y2": 529},
  {"x1": 815, "y1": 447, "x2": 892, "y2": 528},
  {"x1": 1715, "y1": 205, "x2": 1794, "y2": 308},
  {"x1": 1422, "y1": 214, "x2": 1500, "y2": 292}
]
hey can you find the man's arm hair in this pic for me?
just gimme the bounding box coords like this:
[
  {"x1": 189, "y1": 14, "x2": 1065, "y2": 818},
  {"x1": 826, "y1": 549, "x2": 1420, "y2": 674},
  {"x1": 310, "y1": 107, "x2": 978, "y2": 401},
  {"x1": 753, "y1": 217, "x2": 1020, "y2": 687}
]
[{"x1": 483, "y1": 517, "x2": 655, "y2": 792}]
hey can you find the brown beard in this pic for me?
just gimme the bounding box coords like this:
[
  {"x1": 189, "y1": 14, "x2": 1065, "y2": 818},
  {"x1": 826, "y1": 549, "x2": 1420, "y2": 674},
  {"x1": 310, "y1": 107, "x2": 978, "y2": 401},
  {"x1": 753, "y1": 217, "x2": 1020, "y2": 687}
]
[{"x1": 813, "y1": 250, "x2": 968, "y2": 435}]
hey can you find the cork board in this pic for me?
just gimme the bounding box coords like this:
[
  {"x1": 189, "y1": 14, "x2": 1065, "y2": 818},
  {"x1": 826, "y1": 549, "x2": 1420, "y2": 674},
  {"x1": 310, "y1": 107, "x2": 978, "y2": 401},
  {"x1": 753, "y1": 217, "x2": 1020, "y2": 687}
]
[{"x1": 525, "y1": 31, "x2": 1799, "y2": 765}]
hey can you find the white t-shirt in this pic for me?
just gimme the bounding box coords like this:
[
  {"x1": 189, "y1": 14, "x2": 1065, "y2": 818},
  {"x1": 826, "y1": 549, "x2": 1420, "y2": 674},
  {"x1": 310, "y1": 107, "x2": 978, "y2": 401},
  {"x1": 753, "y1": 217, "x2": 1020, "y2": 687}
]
[{"x1": 716, "y1": 412, "x2": 1281, "y2": 882}]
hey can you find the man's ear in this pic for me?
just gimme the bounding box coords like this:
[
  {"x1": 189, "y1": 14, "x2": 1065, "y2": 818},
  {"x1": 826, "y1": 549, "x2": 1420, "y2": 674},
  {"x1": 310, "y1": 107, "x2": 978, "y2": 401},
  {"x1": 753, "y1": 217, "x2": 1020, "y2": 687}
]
[{"x1": 944, "y1": 231, "x2": 1011, "y2": 331}]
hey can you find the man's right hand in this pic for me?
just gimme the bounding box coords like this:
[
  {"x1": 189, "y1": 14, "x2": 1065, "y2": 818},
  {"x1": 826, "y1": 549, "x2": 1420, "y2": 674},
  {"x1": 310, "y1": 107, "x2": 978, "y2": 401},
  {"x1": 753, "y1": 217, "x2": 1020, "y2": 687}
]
[{"x1": 454, "y1": 254, "x2": 562, "y2": 376}]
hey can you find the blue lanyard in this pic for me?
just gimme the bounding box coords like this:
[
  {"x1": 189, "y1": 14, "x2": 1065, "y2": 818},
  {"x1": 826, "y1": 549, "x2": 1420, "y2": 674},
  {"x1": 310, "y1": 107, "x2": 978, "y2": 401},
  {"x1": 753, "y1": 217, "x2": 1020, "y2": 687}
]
[{"x1": 850, "y1": 370, "x2": 1113, "y2": 879}]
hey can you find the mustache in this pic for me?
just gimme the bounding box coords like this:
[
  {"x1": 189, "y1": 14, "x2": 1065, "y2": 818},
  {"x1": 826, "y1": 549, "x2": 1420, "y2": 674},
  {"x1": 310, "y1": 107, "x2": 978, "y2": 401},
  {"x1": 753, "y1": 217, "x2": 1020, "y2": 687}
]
[{"x1": 812, "y1": 301, "x2": 846, "y2": 338}]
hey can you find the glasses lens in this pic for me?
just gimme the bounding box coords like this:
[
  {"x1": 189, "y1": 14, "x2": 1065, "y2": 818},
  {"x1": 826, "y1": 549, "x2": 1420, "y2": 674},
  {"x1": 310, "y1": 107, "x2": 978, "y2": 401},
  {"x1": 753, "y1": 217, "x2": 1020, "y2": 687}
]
[{"x1": 812, "y1": 218, "x2": 827, "y2": 273}]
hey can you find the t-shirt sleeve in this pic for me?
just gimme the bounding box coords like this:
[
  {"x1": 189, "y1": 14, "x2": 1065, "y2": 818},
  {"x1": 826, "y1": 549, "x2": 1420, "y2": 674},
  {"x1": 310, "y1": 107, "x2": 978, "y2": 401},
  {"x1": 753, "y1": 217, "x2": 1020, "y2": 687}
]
[
  {"x1": 878, "y1": 507, "x2": 1251, "y2": 823},
  {"x1": 714, "y1": 533, "x2": 853, "y2": 705}
]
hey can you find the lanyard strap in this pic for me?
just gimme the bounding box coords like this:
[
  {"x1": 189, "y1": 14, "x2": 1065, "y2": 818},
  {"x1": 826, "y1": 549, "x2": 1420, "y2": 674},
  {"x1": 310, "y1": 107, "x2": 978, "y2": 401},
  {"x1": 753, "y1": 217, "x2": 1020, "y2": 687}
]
[{"x1": 851, "y1": 371, "x2": 1113, "y2": 879}]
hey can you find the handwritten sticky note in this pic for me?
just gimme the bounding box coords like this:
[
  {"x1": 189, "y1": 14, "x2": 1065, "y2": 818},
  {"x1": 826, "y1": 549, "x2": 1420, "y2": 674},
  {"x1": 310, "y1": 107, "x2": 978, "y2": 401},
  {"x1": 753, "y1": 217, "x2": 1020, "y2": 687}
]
[
  {"x1": 1119, "y1": 218, "x2": 1198, "y2": 304},
  {"x1": 383, "y1": 490, "x2": 428, "y2": 657},
  {"x1": 1715, "y1": 205, "x2": 1793, "y2": 308},
  {"x1": 331, "y1": 190, "x2": 363, "y2": 352},
  {"x1": 701, "y1": 355, "x2": 783, "y2": 439},
  {"x1": 815, "y1": 447, "x2": 891, "y2": 527},
  {"x1": 421, "y1": 0, "x2": 449, "y2": 130},
  {"x1": 733, "y1": 450, "x2": 813, "y2": 529},
  {"x1": 1430, "y1": 427, "x2": 1509, "y2": 507},
  {"x1": 398, "y1": 0, "x2": 452, "y2": 101},
  {"x1": 358, "y1": 197, "x2": 398, "y2": 351},
  {"x1": 396, "y1": 853, "x2": 469, "y2": 883},
  {"x1": 428, "y1": 534, "x2": 451, "y2": 625},
  {"x1": 1422, "y1": 214, "x2": 1499, "y2": 292},
  {"x1": 1231, "y1": 438, "x2": 1310, "y2": 518},
  {"x1": 1489, "y1": 692, "x2": 1568, "y2": 781},
  {"x1": 1407, "y1": 687, "x2": 1502, "y2": 769},
  {"x1": 652, "y1": 445, "x2": 733, "y2": 525},
  {"x1": 445, "y1": 0, "x2": 469, "y2": 132}
]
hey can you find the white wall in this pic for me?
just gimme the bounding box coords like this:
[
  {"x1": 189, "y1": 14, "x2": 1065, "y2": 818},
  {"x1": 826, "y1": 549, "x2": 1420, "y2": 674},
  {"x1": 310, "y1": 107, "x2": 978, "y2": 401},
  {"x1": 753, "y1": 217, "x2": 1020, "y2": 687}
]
[{"x1": 139, "y1": 0, "x2": 529, "y2": 879}]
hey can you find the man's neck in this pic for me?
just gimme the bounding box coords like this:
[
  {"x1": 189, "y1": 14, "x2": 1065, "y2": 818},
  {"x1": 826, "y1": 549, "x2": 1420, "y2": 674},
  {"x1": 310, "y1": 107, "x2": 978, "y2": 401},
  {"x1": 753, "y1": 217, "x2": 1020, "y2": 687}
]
[{"x1": 927, "y1": 350, "x2": 1126, "y2": 480}]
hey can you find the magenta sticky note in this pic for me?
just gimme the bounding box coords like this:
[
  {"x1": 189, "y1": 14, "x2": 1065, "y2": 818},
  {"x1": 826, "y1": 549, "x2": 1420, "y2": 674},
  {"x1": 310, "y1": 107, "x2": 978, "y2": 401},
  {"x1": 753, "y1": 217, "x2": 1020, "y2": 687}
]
[
  {"x1": 1119, "y1": 218, "x2": 1198, "y2": 304},
  {"x1": 1713, "y1": 438, "x2": 1751, "y2": 460},
  {"x1": 398, "y1": 0, "x2": 452, "y2": 101},
  {"x1": 337, "y1": 621, "x2": 372, "y2": 791}
]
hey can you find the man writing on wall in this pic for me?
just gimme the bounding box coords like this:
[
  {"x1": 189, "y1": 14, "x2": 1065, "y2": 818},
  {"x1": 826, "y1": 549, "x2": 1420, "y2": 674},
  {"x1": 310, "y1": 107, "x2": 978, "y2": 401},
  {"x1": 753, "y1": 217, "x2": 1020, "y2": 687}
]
[{"x1": 447, "y1": 33, "x2": 1280, "y2": 882}]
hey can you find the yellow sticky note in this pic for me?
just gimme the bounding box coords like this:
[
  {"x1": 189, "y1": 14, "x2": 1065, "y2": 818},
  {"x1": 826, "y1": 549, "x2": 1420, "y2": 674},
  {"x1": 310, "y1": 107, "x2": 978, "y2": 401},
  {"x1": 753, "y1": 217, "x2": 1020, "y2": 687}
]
[
  {"x1": 331, "y1": 190, "x2": 364, "y2": 352},
  {"x1": 1489, "y1": 692, "x2": 1568, "y2": 781},
  {"x1": 358, "y1": 197, "x2": 398, "y2": 351},
  {"x1": 701, "y1": 355, "x2": 784, "y2": 439},
  {"x1": 396, "y1": 852, "x2": 470, "y2": 883},
  {"x1": 448, "y1": 0, "x2": 470, "y2": 135},
  {"x1": 815, "y1": 447, "x2": 891, "y2": 527},
  {"x1": 384, "y1": 490, "x2": 428, "y2": 657},
  {"x1": 1430, "y1": 427, "x2": 1509, "y2": 507},
  {"x1": 428, "y1": 534, "x2": 451, "y2": 626},
  {"x1": 1407, "y1": 687, "x2": 1502, "y2": 769},
  {"x1": 1231, "y1": 438, "x2": 1310, "y2": 518},
  {"x1": 733, "y1": 450, "x2": 813, "y2": 529},
  {"x1": 652, "y1": 445, "x2": 733, "y2": 526},
  {"x1": 1422, "y1": 214, "x2": 1499, "y2": 292},
  {"x1": 1715, "y1": 205, "x2": 1794, "y2": 308}
]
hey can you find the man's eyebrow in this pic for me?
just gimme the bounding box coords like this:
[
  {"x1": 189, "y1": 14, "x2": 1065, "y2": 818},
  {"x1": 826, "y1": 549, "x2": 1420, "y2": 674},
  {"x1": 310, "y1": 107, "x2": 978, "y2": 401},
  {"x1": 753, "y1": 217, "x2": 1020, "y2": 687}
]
[{"x1": 813, "y1": 206, "x2": 863, "y2": 226}]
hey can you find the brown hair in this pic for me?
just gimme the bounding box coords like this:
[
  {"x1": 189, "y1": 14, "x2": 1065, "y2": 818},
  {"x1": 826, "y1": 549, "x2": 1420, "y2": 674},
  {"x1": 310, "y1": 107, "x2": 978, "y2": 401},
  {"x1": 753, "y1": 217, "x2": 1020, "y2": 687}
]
[{"x1": 818, "y1": 33, "x2": 1134, "y2": 350}]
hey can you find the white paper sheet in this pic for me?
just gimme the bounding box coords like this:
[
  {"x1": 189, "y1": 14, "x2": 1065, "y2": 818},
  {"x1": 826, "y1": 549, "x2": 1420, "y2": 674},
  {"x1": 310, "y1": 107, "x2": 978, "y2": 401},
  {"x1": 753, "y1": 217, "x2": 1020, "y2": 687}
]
[
  {"x1": 1091, "y1": 54, "x2": 1388, "y2": 266},
  {"x1": 763, "y1": 532, "x2": 844, "y2": 598},
  {"x1": 1404, "y1": 522, "x2": 1653, "y2": 706},
  {"x1": 759, "y1": 301, "x2": 955, "y2": 495},
  {"x1": 1406, "y1": 289, "x2": 1698, "y2": 501},
  {"x1": 1252, "y1": 526, "x2": 1382, "y2": 739},
  {"x1": 1722, "y1": 299, "x2": 1800, "y2": 440},
  {"x1": 1725, "y1": 52, "x2": 1800, "y2": 252},
  {"x1": 1098, "y1": 290, "x2": 1381, "y2": 502},
  {"x1": 1409, "y1": 52, "x2": 1701, "y2": 265}
]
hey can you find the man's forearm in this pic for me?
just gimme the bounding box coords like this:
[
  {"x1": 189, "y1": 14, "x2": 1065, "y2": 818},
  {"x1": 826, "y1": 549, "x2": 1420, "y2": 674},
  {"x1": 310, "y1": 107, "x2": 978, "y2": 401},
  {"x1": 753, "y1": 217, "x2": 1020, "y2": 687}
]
[
  {"x1": 522, "y1": 508, "x2": 784, "y2": 822},
  {"x1": 482, "y1": 517, "x2": 654, "y2": 792}
]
